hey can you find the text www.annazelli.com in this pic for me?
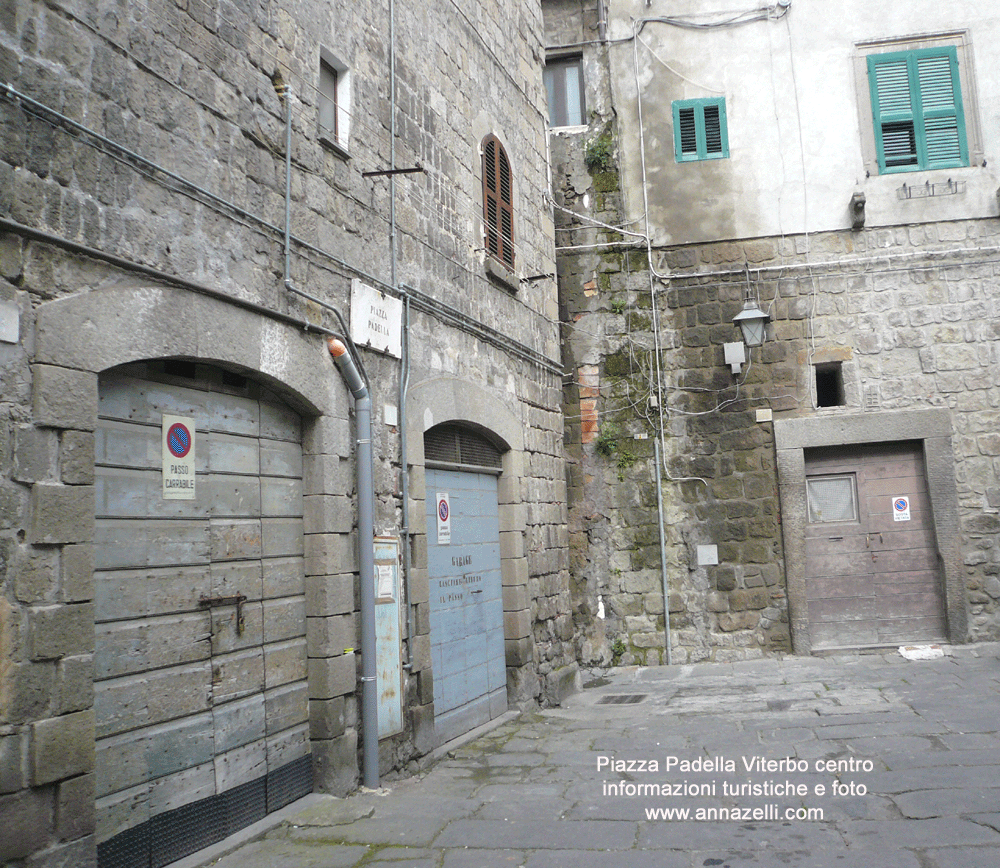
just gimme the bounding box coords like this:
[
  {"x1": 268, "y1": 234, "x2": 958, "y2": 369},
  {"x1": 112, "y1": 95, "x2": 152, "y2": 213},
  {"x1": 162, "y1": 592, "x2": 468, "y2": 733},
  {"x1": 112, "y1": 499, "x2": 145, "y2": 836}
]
[{"x1": 645, "y1": 805, "x2": 825, "y2": 822}]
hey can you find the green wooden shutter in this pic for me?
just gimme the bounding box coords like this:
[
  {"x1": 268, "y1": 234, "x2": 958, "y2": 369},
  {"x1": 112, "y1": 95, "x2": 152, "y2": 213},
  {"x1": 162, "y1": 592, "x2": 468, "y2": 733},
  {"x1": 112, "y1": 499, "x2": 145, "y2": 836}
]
[
  {"x1": 673, "y1": 98, "x2": 728, "y2": 162},
  {"x1": 868, "y1": 47, "x2": 967, "y2": 173},
  {"x1": 916, "y1": 52, "x2": 965, "y2": 167}
]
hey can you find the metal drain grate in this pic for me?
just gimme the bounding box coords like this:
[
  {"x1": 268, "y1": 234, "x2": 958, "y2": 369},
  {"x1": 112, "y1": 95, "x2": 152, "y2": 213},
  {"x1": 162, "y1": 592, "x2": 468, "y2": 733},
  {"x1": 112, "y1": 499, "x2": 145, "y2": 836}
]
[{"x1": 597, "y1": 694, "x2": 647, "y2": 705}]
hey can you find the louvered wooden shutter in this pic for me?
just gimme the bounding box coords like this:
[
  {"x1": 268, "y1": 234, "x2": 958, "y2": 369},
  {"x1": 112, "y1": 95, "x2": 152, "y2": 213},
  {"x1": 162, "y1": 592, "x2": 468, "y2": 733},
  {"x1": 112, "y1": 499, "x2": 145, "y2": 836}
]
[
  {"x1": 703, "y1": 104, "x2": 723, "y2": 155},
  {"x1": 482, "y1": 135, "x2": 515, "y2": 268},
  {"x1": 678, "y1": 107, "x2": 697, "y2": 155},
  {"x1": 868, "y1": 47, "x2": 967, "y2": 173},
  {"x1": 672, "y1": 99, "x2": 728, "y2": 161},
  {"x1": 917, "y1": 53, "x2": 963, "y2": 165}
]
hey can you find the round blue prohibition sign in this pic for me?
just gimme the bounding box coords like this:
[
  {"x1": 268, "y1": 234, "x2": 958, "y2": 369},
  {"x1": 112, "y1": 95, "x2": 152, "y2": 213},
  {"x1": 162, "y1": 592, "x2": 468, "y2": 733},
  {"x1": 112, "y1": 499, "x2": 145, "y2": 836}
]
[
  {"x1": 894, "y1": 498, "x2": 908, "y2": 512},
  {"x1": 167, "y1": 423, "x2": 192, "y2": 459},
  {"x1": 438, "y1": 499, "x2": 449, "y2": 522}
]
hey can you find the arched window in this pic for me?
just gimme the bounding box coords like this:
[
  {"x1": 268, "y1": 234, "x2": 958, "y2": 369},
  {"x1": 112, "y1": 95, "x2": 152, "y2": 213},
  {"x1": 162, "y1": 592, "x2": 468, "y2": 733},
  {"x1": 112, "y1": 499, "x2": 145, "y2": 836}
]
[{"x1": 481, "y1": 134, "x2": 514, "y2": 269}]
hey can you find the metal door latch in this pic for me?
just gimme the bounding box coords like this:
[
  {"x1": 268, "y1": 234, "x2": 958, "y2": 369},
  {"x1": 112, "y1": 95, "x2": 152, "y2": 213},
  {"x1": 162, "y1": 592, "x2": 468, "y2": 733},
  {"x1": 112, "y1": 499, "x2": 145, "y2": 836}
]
[{"x1": 199, "y1": 594, "x2": 247, "y2": 635}]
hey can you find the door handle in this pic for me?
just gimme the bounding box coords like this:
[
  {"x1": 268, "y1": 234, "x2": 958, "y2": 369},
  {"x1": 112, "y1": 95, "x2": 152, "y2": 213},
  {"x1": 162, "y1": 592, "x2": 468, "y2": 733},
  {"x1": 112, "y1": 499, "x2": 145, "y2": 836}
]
[{"x1": 865, "y1": 533, "x2": 883, "y2": 548}]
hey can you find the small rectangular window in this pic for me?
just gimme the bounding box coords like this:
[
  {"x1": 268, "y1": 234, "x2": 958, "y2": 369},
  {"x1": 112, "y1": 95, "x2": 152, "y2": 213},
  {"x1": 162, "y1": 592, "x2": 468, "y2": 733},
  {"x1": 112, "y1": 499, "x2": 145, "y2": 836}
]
[
  {"x1": 672, "y1": 98, "x2": 728, "y2": 162},
  {"x1": 545, "y1": 56, "x2": 586, "y2": 128},
  {"x1": 318, "y1": 60, "x2": 339, "y2": 140},
  {"x1": 807, "y1": 475, "x2": 859, "y2": 524},
  {"x1": 318, "y1": 48, "x2": 351, "y2": 153},
  {"x1": 815, "y1": 363, "x2": 845, "y2": 408}
]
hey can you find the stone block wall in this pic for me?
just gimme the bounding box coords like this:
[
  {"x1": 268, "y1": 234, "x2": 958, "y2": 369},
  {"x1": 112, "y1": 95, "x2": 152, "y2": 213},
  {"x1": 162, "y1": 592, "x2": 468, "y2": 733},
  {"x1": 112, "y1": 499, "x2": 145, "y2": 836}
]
[
  {"x1": 2, "y1": 0, "x2": 571, "y2": 862},
  {"x1": 658, "y1": 221, "x2": 1000, "y2": 649},
  {"x1": 1, "y1": 242, "x2": 98, "y2": 863}
]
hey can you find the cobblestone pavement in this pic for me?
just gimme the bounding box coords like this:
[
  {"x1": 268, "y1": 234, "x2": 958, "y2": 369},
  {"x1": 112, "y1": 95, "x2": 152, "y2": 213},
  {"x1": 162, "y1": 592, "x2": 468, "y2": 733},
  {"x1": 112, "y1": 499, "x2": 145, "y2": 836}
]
[{"x1": 183, "y1": 644, "x2": 1000, "y2": 868}]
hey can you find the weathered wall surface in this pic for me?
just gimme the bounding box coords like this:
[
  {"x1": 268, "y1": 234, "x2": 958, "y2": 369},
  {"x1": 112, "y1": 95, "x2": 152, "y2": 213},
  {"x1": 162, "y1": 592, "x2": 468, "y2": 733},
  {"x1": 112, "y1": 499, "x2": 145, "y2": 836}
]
[
  {"x1": 548, "y1": 0, "x2": 1000, "y2": 664},
  {"x1": 1, "y1": 0, "x2": 572, "y2": 864},
  {"x1": 547, "y1": 0, "x2": 791, "y2": 666},
  {"x1": 606, "y1": 0, "x2": 1000, "y2": 243}
]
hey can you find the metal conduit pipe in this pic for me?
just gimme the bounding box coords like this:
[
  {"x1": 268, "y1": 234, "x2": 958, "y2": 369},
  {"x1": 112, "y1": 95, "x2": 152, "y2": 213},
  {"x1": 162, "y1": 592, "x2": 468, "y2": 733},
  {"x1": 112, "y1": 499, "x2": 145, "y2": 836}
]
[
  {"x1": 399, "y1": 292, "x2": 415, "y2": 669},
  {"x1": 328, "y1": 339, "x2": 379, "y2": 790},
  {"x1": 0, "y1": 83, "x2": 391, "y2": 296},
  {"x1": 388, "y1": 0, "x2": 416, "y2": 669},
  {"x1": 654, "y1": 436, "x2": 672, "y2": 665}
]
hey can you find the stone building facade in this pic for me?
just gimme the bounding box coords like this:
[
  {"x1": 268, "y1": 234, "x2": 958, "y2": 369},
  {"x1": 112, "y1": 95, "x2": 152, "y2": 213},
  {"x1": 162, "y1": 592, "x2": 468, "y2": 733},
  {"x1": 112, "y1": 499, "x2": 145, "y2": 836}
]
[
  {"x1": 544, "y1": 0, "x2": 1000, "y2": 664},
  {"x1": 0, "y1": 1, "x2": 573, "y2": 865}
]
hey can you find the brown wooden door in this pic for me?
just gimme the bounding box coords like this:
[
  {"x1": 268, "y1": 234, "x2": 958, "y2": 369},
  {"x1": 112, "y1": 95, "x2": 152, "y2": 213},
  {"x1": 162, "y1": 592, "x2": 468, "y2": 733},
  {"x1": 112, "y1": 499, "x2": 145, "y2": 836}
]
[{"x1": 804, "y1": 441, "x2": 947, "y2": 650}]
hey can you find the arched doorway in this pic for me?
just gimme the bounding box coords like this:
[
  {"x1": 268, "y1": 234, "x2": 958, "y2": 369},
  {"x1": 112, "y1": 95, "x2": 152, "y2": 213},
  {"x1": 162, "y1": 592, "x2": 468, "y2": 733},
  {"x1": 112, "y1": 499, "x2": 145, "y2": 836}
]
[
  {"x1": 424, "y1": 423, "x2": 507, "y2": 743},
  {"x1": 94, "y1": 360, "x2": 311, "y2": 866}
]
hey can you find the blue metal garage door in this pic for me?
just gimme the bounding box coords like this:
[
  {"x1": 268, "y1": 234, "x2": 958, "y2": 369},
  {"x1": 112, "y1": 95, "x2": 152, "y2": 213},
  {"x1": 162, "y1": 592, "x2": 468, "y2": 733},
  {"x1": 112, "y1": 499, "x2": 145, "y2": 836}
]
[{"x1": 425, "y1": 467, "x2": 506, "y2": 744}]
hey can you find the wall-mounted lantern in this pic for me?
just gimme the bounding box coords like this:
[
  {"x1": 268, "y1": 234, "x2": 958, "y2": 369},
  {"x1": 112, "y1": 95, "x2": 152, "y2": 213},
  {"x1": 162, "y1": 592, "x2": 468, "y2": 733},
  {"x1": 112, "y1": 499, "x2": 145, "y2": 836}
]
[{"x1": 733, "y1": 300, "x2": 769, "y2": 348}]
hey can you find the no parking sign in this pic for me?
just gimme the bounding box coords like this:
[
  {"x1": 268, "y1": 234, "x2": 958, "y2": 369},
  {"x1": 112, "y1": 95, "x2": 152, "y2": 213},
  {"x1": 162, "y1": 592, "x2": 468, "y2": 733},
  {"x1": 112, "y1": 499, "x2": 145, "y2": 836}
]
[
  {"x1": 436, "y1": 492, "x2": 451, "y2": 545},
  {"x1": 893, "y1": 495, "x2": 911, "y2": 522},
  {"x1": 162, "y1": 414, "x2": 196, "y2": 499}
]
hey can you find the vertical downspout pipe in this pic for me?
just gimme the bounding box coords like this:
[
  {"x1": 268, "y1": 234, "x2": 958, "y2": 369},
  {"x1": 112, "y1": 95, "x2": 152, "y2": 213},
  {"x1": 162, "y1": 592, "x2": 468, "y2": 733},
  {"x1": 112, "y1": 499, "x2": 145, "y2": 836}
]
[
  {"x1": 654, "y1": 436, "x2": 673, "y2": 665},
  {"x1": 328, "y1": 339, "x2": 379, "y2": 789},
  {"x1": 399, "y1": 293, "x2": 415, "y2": 668}
]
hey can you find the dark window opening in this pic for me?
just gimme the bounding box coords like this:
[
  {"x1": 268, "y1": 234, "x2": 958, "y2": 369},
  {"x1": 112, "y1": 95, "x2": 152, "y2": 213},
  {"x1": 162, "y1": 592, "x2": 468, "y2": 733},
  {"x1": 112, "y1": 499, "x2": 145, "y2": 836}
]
[
  {"x1": 163, "y1": 360, "x2": 198, "y2": 379},
  {"x1": 881, "y1": 120, "x2": 917, "y2": 166},
  {"x1": 815, "y1": 363, "x2": 845, "y2": 407},
  {"x1": 221, "y1": 370, "x2": 248, "y2": 389},
  {"x1": 544, "y1": 55, "x2": 586, "y2": 127},
  {"x1": 318, "y1": 59, "x2": 339, "y2": 140}
]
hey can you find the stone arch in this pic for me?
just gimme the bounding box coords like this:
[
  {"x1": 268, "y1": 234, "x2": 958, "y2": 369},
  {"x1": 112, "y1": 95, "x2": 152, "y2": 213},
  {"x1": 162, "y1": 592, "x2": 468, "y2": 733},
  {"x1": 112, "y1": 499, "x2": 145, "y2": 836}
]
[
  {"x1": 405, "y1": 377, "x2": 535, "y2": 714},
  {"x1": 35, "y1": 283, "x2": 340, "y2": 416},
  {"x1": 30, "y1": 281, "x2": 360, "y2": 838}
]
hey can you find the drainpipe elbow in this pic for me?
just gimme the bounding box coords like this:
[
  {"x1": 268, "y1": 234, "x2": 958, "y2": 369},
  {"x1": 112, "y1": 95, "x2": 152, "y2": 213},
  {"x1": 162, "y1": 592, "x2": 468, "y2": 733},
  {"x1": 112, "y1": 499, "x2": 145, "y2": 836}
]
[{"x1": 328, "y1": 338, "x2": 368, "y2": 399}]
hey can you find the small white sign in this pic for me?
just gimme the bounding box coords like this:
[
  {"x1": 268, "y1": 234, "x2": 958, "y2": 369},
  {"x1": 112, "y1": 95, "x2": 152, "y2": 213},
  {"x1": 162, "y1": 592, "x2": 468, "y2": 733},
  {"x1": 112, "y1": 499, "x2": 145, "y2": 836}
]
[
  {"x1": 377, "y1": 564, "x2": 395, "y2": 599},
  {"x1": 892, "y1": 495, "x2": 911, "y2": 522},
  {"x1": 697, "y1": 544, "x2": 719, "y2": 566},
  {"x1": 162, "y1": 414, "x2": 196, "y2": 499},
  {"x1": 436, "y1": 492, "x2": 451, "y2": 545},
  {"x1": 351, "y1": 279, "x2": 402, "y2": 358}
]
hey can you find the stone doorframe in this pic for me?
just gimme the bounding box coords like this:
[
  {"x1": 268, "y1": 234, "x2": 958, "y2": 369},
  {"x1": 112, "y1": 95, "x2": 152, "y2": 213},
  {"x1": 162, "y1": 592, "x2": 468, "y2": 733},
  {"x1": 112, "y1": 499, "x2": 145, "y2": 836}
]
[
  {"x1": 773, "y1": 409, "x2": 966, "y2": 655},
  {"x1": 404, "y1": 377, "x2": 535, "y2": 724},
  {"x1": 27, "y1": 280, "x2": 362, "y2": 859}
]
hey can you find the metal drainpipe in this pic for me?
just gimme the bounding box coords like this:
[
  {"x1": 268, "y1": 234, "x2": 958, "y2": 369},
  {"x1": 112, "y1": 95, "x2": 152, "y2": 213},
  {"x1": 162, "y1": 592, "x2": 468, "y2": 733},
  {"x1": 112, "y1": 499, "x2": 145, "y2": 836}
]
[
  {"x1": 654, "y1": 436, "x2": 673, "y2": 665},
  {"x1": 283, "y1": 86, "x2": 378, "y2": 786},
  {"x1": 328, "y1": 339, "x2": 379, "y2": 789},
  {"x1": 399, "y1": 293, "x2": 415, "y2": 668}
]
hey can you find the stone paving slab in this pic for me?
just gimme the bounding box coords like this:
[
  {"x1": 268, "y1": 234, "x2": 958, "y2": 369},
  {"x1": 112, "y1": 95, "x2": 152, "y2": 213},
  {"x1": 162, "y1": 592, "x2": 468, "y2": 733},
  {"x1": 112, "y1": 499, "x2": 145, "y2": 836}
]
[{"x1": 193, "y1": 643, "x2": 1000, "y2": 868}]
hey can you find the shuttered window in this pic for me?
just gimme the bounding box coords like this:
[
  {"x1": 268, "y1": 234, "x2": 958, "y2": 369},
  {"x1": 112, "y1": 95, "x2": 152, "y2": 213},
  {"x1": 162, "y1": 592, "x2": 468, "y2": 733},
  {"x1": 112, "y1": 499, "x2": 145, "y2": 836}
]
[
  {"x1": 867, "y1": 46, "x2": 967, "y2": 173},
  {"x1": 482, "y1": 135, "x2": 515, "y2": 269},
  {"x1": 672, "y1": 98, "x2": 728, "y2": 162}
]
